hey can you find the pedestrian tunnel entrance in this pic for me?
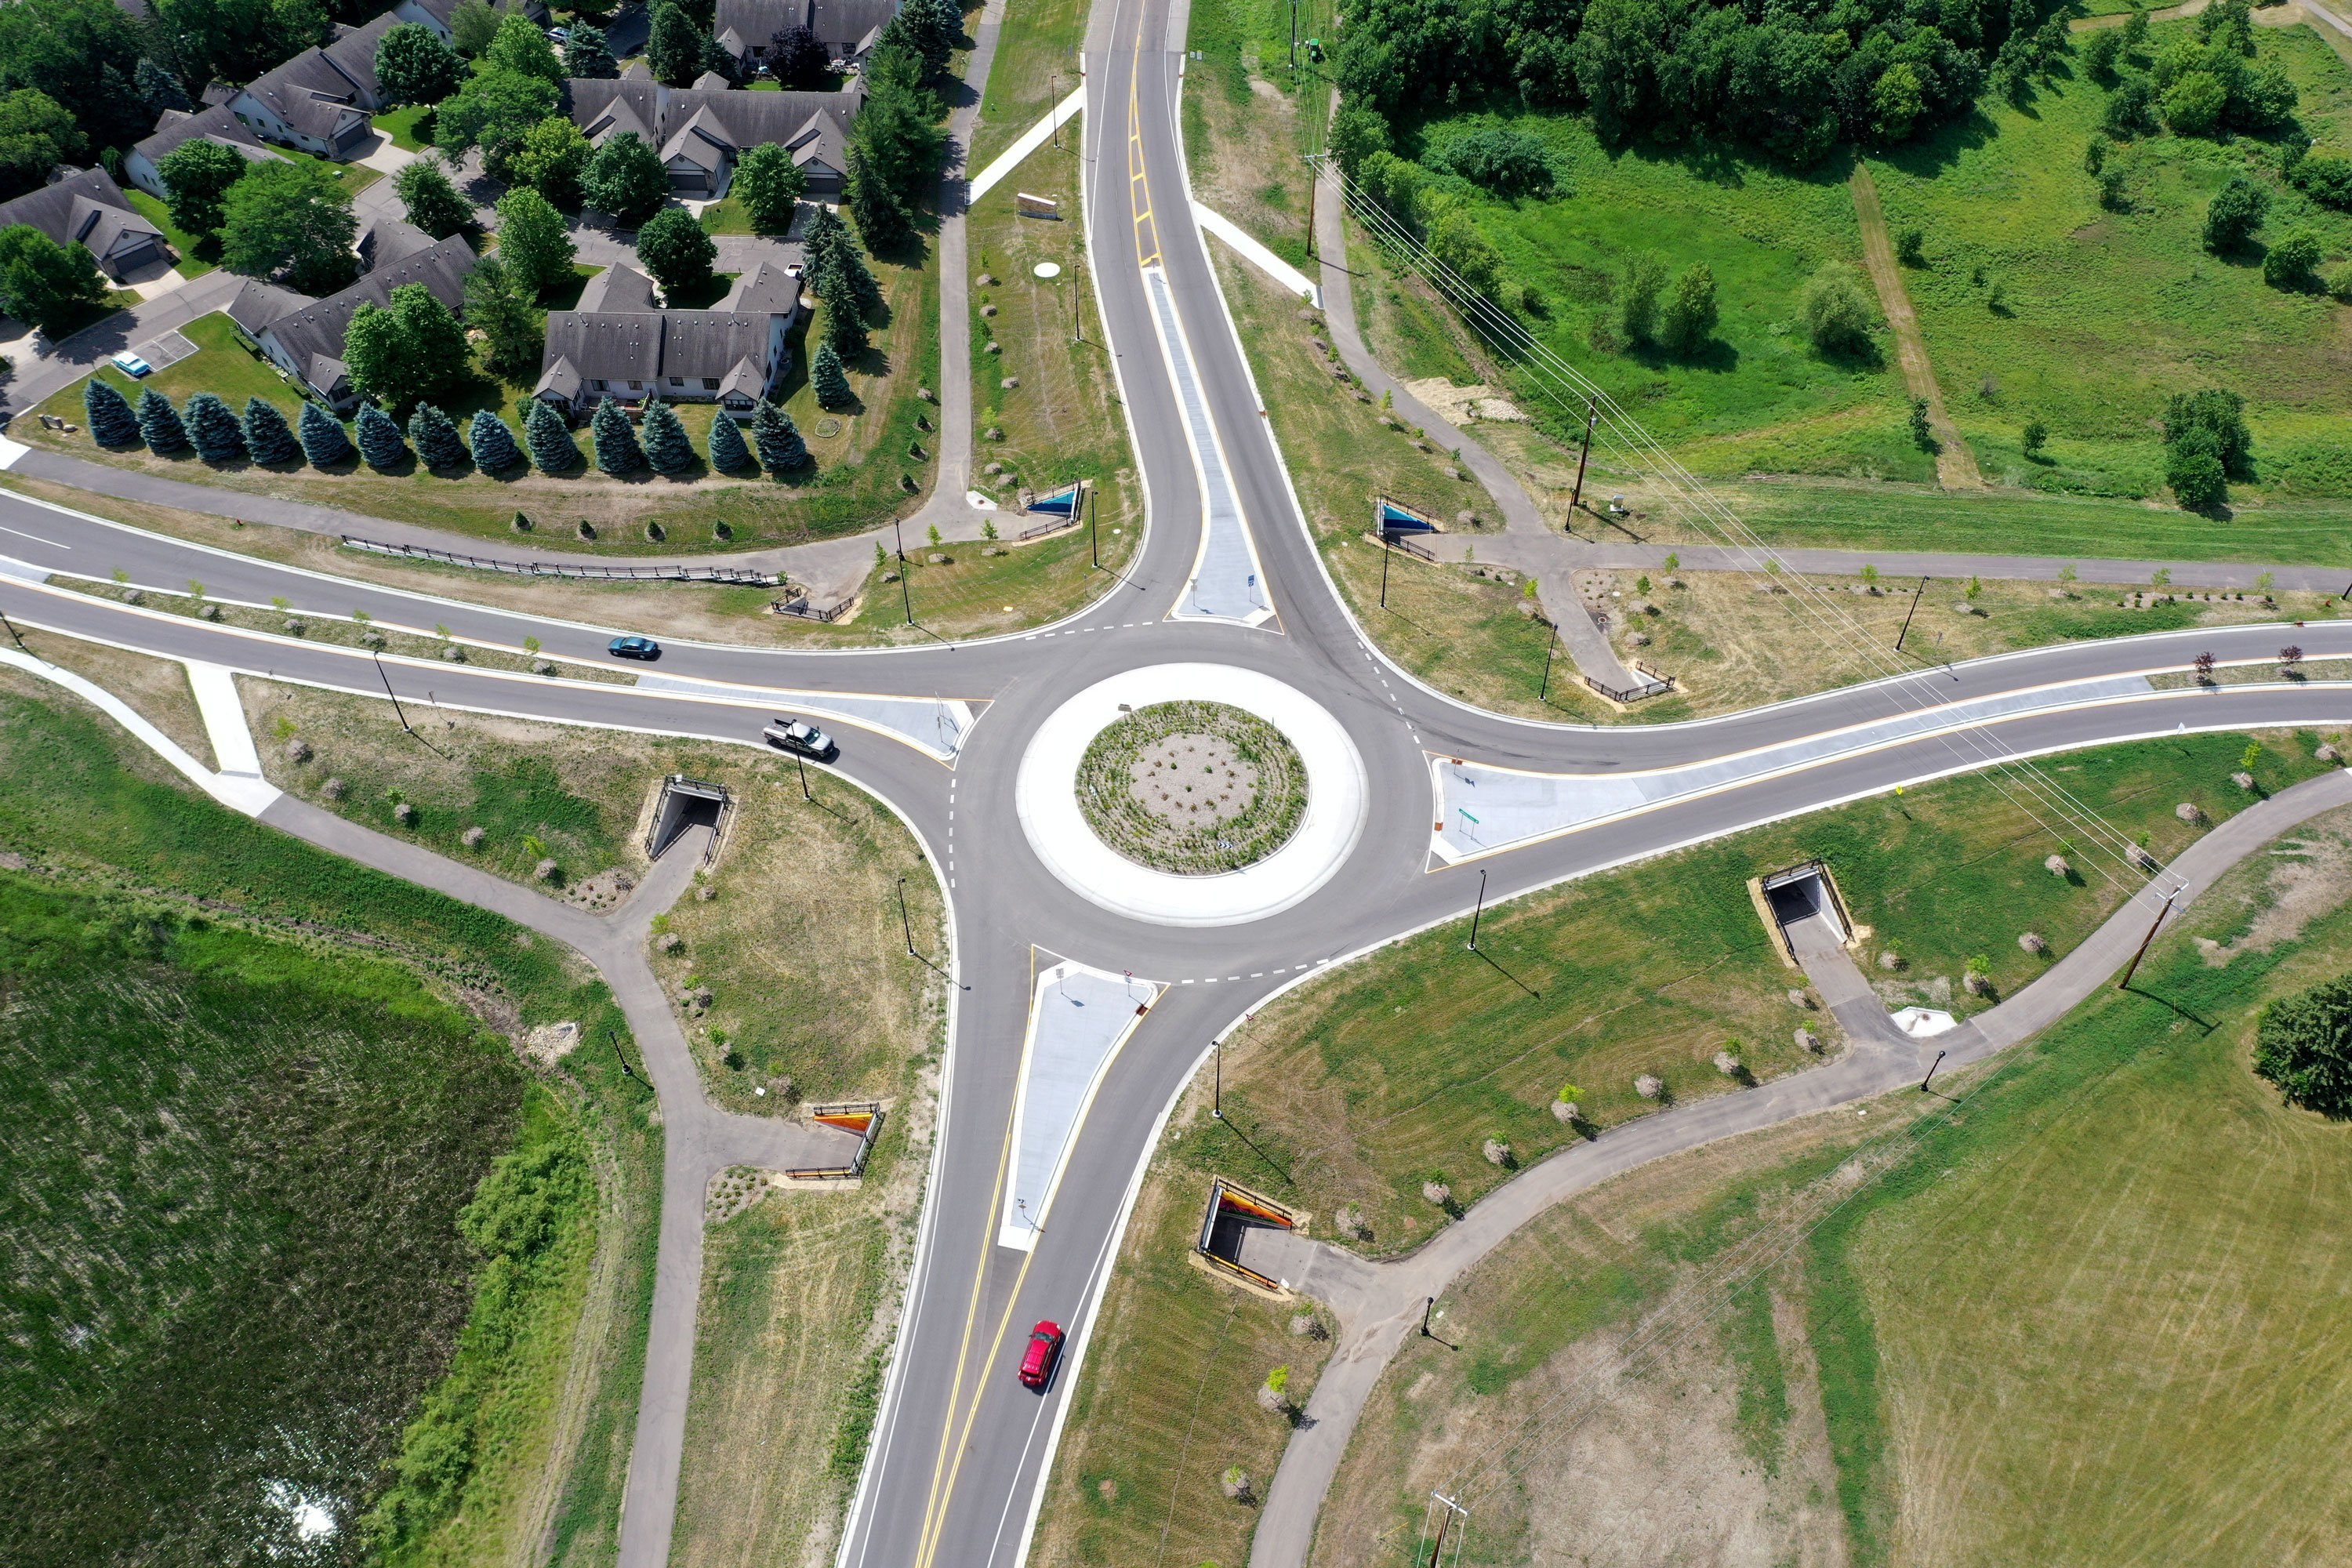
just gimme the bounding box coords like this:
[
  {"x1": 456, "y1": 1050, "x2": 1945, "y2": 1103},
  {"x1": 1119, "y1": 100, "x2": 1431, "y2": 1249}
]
[
  {"x1": 1753, "y1": 859, "x2": 1856, "y2": 967},
  {"x1": 646, "y1": 775, "x2": 730, "y2": 860},
  {"x1": 1198, "y1": 1178, "x2": 1298, "y2": 1291}
]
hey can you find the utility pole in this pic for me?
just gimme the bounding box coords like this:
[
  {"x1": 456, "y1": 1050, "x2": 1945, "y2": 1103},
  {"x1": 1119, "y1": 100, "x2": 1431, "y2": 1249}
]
[
  {"x1": 1537, "y1": 622, "x2": 1557, "y2": 701},
  {"x1": 2117, "y1": 884, "x2": 2179, "y2": 990},
  {"x1": 893, "y1": 518, "x2": 913, "y2": 624},
  {"x1": 1467, "y1": 868, "x2": 1486, "y2": 951},
  {"x1": 897, "y1": 875, "x2": 916, "y2": 957},
  {"x1": 1305, "y1": 156, "x2": 1317, "y2": 257},
  {"x1": 1425, "y1": 1493, "x2": 1468, "y2": 1567},
  {"x1": 1894, "y1": 575, "x2": 1929, "y2": 653},
  {"x1": 1379, "y1": 528, "x2": 1392, "y2": 608},
  {"x1": 1566, "y1": 398, "x2": 1597, "y2": 517},
  {"x1": 1051, "y1": 71, "x2": 1061, "y2": 147},
  {"x1": 371, "y1": 649, "x2": 419, "y2": 741},
  {"x1": 1290, "y1": 0, "x2": 1298, "y2": 67}
]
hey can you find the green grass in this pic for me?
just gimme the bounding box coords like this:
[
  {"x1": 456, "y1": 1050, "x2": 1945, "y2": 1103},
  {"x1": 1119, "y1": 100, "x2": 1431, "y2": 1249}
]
[
  {"x1": 281, "y1": 143, "x2": 383, "y2": 197},
  {"x1": 1190, "y1": 728, "x2": 2333, "y2": 1252},
  {"x1": 375, "y1": 103, "x2": 436, "y2": 152},
  {"x1": 0, "y1": 873, "x2": 536, "y2": 1565},
  {"x1": 44, "y1": 310, "x2": 307, "y2": 430},
  {"x1": 0, "y1": 677, "x2": 663, "y2": 1566},
  {"x1": 967, "y1": 0, "x2": 1091, "y2": 172},
  {"x1": 1805, "y1": 811, "x2": 2352, "y2": 1565},
  {"x1": 125, "y1": 189, "x2": 217, "y2": 278},
  {"x1": 1867, "y1": 20, "x2": 2352, "y2": 503}
]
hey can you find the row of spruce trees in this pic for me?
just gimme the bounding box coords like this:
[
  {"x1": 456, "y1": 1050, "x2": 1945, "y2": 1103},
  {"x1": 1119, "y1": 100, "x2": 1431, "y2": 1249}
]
[{"x1": 81, "y1": 380, "x2": 815, "y2": 479}]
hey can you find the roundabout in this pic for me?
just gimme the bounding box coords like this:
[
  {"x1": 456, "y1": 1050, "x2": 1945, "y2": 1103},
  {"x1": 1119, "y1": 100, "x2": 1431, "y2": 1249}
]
[{"x1": 1014, "y1": 662, "x2": 1369, "y2": 927}]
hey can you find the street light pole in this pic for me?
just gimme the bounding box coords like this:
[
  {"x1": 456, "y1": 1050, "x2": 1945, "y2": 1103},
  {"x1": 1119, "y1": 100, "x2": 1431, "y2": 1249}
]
[
  {"x1": 1087, "y1": 482, "x2": 1099, "y2": 569},
  {"x1": 0, "y1": 610, "x2": 28, "y2": 655},
  {"x1": 1537, "y1": 622, "x2": 1557, "y2": 701},
  {"x1": 372, "y1": 649, "x2": 419, "y2": 740},
  {"x1": 892, "y1": 519, "x2": 914, "y2": 624},
  {"x1": 1213, "y1": 1038, "x2": 1222, "y2": 1119},
  {"x1": 897, "y1": 875, "x2": 916, "y2": 957},
  {"x1": 1467, "y1": 868, "x2": 1487, "y2": 951},
  {"x1": 795, "y1": 749, "x2": 811, "y2": 801},
  {"x1": 1379, "y1": 528, "x2": 1392, "y2": 608}
]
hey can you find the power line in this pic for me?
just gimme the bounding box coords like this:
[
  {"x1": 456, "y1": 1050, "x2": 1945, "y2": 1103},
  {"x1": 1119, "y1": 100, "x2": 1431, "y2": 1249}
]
[{"x1": 1313, "y1": 158, "x2": 2162, "y2": 891}]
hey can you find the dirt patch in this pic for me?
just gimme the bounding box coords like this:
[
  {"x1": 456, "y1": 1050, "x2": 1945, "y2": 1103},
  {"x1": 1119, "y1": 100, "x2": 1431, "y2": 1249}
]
[
  {"x1": 1401, "y1": 376, "x2": 1528, "y2": 425},
  {"x1": 2195, "y1": 822, "x2": 2352, "y2": 966}
]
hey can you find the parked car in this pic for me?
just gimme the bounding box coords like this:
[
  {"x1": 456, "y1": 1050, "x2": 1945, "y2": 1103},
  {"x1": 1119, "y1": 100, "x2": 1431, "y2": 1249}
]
[
  {"x1": 546, "y1": 25, "x2": 569, "y2": 40},
  {"x1": 110, "y1": 351, "x2": 151, "y2": 377},
  {"x1": 608, "y1": 634, "x2": 661, "y2": 660},
  {"x1": 763, "y1": 718, "x2": 836, "y2": 760},
  {"x1": 1017, "y1": 1320, "x2": 1064, "y2": 1390}
]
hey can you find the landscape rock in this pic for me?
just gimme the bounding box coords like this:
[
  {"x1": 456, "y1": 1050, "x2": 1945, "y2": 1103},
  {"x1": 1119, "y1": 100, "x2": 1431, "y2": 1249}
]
[
  {"x1": 284, "y1": 618, "x2": 305, "y2": 635},
  {"x1": 1878, "y1": 949, "x2": 1904, "y2": 971},
  {"x1": 394, "y1": 801, "x2": 416, "y2": 825},
  {"x1": 2232, "y1": 771, "x2": 2256, "y2": 791},
  {"x1": 282, "y1": 739, "x2": 310, "y2": 762},
  {"x1": 322, "y1": 776, "x2": 346, "y2": 799},
  {"x1": 2045, "y1": 853, "x2": 2070, "y2": 877},
  {"x1": 2318, "y1": 742, "x2": 2341, "y2": 764},
  {"x1": 1552, "y1": 1098, "x2": 1579, "y2": 1122},
  {"x1": 463, "y1": 826, "x2": 485, "y2": 848},
  {"x1": 1795, "y1": 1028, "x2": 1820, "y2": 1053},
  {"x1": 533, "y1": 659, "x2": 556, "y2": 675},
  {"x1": 534, "y1": 857, "x2": 558, "y2": 881},
  {"x1": 2176, "y1": 801, "x2": 2204, "y2": 823},
  {"x1": 1635, "y1": 1073, "x2": 1663, "y2": 1099},
  {"x1": 1788, "y1": 988, "x2": 1813, "y2": 1009},
  {"x1": 1000, "y1": 376, "x2": 1019, "y2": 389},
  {"x1": 2020, "y1": 931, "x2": 2048, "y2": 954}
]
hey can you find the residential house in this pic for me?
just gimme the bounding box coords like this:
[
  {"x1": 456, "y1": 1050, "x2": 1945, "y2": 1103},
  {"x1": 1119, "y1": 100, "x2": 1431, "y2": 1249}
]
[
  {"x1": 0, "y1": 169, "x2": 169, "y2": 279},
  {"x1": 390, "y1": 0, "x2": 551, "y2": 37},
  {"x1": 226, "y1": 13, "x2": 402, "y2": 160},
  {"x1": 532, "y1": 258, "x2": 802, "y2": 417},
  {"x1": 125, "y1": 104, "x2": 288, "y2": 201},
  {"x1": 713, "y1": 0, "x2": 901, "y2": 66},
  {"x1": 253, "y1": 234, "x2": 474, "y2": 409},
  {"x1": 568, "y1": 79, "x2": 862, "y2": 198}
]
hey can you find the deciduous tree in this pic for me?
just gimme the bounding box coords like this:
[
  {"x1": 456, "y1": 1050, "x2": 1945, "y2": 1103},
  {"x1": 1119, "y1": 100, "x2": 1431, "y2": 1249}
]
[
  {"x1": 636, "y1": 206, "x2": 715, "y2": 299},
  {"x1": 2201, "y1": 175, "x2": 2267, "y2": 252},
  {"x1": 581, "y1": 131, "x2": 668, "y2": 227},
  {"x1": 2263, "y1": 227, "x2": 2321, "y2": 290},
  {"x1": 507, "y1": 116, "x2": 592, "y2": 208},
  {"x1": 0, "y1": 88, "x2": 83, "y2": 199},
  {"x1": 220, "y1": 160, "x2": 357, "y2": 292},
  {"x1": 1619, "y1": 251, "x2": 1664, "y2": 344},
  {"x1": 765, "y1": 24, "x2": 827, "y2": 86},
  {"x1": 2254, "y1": 975, "x2": 2352, "y2": 1116},
  {"x1": 647, "y1": 1, "x2": 706, "y2": 85},
  {"x1": 481, "y1": 13, "x2": 563, "y2": 82},
  {"x1": 156, "y1": 137, "x2": 247, "y2": 240},
  {"x1": 0, "y1": 221, "x2": 102, "y2": 336},
  {"x1": 342, "y1": 281, "x2": 470, "y2": 411},
  {"x1": 374, "y1": 21, "x2": 465, "y2": 107},
  {"x1": 1798, "y1": 262, "x2": 1873, "y2": 354},
  {"x1": 494, "y1": 186, "x2": 576, "y2": 295},
  {"x1": 395, "y1": 158, "x2": 474, "y2": 238},
  {"x1": 463, "y1": 254, "x2": 543, "y2": 378},
  {"x1": 1658, "y1": 263, "x2": 1716, "y2": 354},
  {"x1": 435, "y1": 66, "x2": 558, "y2": 182},
  {"x1": 731, "y1": 142, "x2": 805, "y2": 234}
]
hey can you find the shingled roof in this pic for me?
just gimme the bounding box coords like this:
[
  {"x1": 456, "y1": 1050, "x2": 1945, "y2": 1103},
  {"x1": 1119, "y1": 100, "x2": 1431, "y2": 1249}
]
[
  {"x1": 257, "y1": 234, "x2": 474, "y2": 397},
  {"x1": 713, "y1": 0, "x2": 901, "y2": 56},
  {"x1": 132, "y1": 103, "x2": 281, "y2": 172},
  {"x1": 238, "y1": 12, "x2": 398, "y2": 140},
  {"x1": 568, "y1": 79, "x2": 862, "y2": 181},
  {"x1": 0, "y1": 169, "x2": 166, "y2": 272}
]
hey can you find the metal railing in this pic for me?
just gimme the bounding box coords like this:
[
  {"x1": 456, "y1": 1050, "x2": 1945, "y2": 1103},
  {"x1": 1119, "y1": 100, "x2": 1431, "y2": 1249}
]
[
  {"x1": 1582, "y1": 662, "x2": 1677, "y2": 704},
  {"x1": 340, "y1": 535, "x2": 780, "y2": 585},
  {"x1": 1018, "y1": 516, "x2": 1078, "y2": 541},
  {"x1": 771, "y1": 595, "x2": 848, "y2": 622},
  {"x1": 786, "y1": 1102, "x2": 887, "y2": 1180}
]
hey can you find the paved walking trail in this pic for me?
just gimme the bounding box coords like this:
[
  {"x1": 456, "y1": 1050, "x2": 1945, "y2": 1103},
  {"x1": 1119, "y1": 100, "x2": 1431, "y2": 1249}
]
[
  {"x1": 1244, "y1": 764, "x2": 2352, "y2": 1567},
  {"x1": 1847, "y1": 162, "x2": 1984, "y2": 491}
]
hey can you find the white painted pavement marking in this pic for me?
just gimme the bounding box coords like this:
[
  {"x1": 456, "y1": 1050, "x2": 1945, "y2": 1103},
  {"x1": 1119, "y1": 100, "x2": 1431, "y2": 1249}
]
[
  {"x1": 1192, "y1": 201, "x2": 1321, "y2": 307},
  {"x1": 0, "y1": 524, "x2": 64, "y2": 547},
  {"x1": 967, "y1": 85, "x2": 1087, "y2": 203},
  {"x1": 998, "y1": 959, "x2": 1164, "y2": 1251},
  {"x1": 1138, "y1": 266, "x2": 1276, "y2": 626},
  {"x1": 634, "y1": 673, "x2": 977, "y2": 761}
]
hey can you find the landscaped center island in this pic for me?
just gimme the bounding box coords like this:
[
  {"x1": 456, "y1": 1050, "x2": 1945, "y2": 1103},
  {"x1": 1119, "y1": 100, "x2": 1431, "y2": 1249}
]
[{"x1": 1076, "y1": 701, "x2": 1306, "y2": 873}]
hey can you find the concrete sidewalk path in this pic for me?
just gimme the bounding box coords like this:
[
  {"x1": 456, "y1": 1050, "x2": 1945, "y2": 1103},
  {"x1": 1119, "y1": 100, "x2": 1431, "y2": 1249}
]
[{"x1": 1246, "y1": 765, "x2": 2352, "y2": 1567}]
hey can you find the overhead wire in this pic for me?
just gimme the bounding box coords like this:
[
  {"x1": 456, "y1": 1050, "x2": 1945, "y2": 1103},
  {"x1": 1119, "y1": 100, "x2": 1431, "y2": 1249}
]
[{"x1": 1313, "y1": 157, "x2": 2166, "y2": 890}]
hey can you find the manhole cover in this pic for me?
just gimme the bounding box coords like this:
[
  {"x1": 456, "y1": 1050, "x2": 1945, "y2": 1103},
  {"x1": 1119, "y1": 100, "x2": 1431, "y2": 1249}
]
[
  {"x1": 814, "y1": 417, "x2": 842, "y2": 437},
  {"x1": 1033, "y1": 262, "x2": 1062, "y2": 279}
]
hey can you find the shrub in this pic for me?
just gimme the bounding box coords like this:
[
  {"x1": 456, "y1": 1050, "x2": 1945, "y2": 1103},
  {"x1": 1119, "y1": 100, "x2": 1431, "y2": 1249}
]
[
  {"x1": 1908, "y1": 397, "x2": 1935, "y2": 452},
  {"x1": 2288, "y1": 151, "x2": 2352, "y2": 211},
  {"x1": 2162, "y1": 69, "x2": 2227, "y2": 135},
  {"x1": 1620, "y1": 251, "x2": 1665, "y2": 343},
  {"x1": 1896, "y1": 225, "x2": 1925, "y2": 265},
  {"x1": 2104, "y1": 74, "x2": 2158, "y2": 138},
  {"x1": 298, "y1": 401, "x2": 353, "y2": 465},
  {"x1": 242, "y1": 397, "x2": 299, "y2": 465},
  {"x1": 2022, "y1": 417, "x2": 2048, "y2": 458},
  {"x1": 706, "y1": 411, "x2": 753, "y2": 472},
  {"x1": 524, "y1": 397, "x2": 578, "y2": 472},
  {"x1": 2263, "y1": 228, "x2": 2322, "y2": 290},
  {"x1": 1420, "y1": 122, "x2": 1557, "y2": 196},
  {"x1": 136, "y1": 390, "x2": 187, "y2": 452},
  {"x1": 407, "y1": 402, "x2": 468, "y2": 470},
  {"x1": 811, "y1": 340, "x2": 854, "y2": 408},
  {"x1": 639, "y1": 397, "x2": 693, "y2": 474},
  {"x1": 2082, "y1": 27, "x2": 2122, "y2": 80},
  {"x1": 2202, "y1": 176, "x2": 2267, "y2": 252},
  {"x1": 468, "y1": 408, "x2": 523, "y2": 472},
  {"x1": 2165, "y1": 430, "x2": 2227, "y2": 508},
  {"x1": 1798, "y1": 262, "x2": 1874, "y2": 354},
  {"x1": 83, "y1": 379, "x2": 140, "y2": 447},
  {"x1": 753, "y1": 401, "x2": 808, "y2": 471},
  {"x1": 356, "y1": 404, "x2": 408, "y2": 470},
  {"x1": 2162, "y1": 387, "x2": 2251, "y2": 476},
  {"x1": 1658, "y1": 263, "x2": 1715, "y2": 354},
  {"x1": 590, "y1": 395, "x2": 643, "y2": 474},
  {"x1": 2253, "y1": 975, "x2": 2352, "y2": 1116}
]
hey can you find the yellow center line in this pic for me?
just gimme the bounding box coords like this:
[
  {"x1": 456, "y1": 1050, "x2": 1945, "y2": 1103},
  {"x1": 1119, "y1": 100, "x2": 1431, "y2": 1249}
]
[
  {"x1": 913, "y1": 1247, "x2": 1043, "y2": 1568},
  {"x1": 1128, "y1": 35, "x2": 1160, "y2": 267},
  {"x1": 905, "y1": 949, "x2": 1032, "y2": 1568}
]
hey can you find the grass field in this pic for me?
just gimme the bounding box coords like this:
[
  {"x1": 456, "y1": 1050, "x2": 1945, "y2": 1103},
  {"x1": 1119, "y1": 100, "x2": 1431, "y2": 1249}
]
[
  {"x1": 22, "y1": 252, "x2": 942, "y2": 556},
  {"x1": 1867, "y1": 20, "x2": 2352, "y2": 505},
  {"x1": 0, "y1": 670, "x2": 662, "y2": 1567},
  {"x1": 966, "y1": 0, "x2": 1089, "y2": 171},
  {"x1": 1311, "y1": 804, "x2": 2352, "y2": 1567},
  {"x1": 125, "y1": 189, "x2": 218, "y2": 278}
]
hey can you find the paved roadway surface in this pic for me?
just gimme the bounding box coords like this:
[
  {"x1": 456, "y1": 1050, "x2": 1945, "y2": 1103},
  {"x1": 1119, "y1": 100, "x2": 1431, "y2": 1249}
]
[{"x1": 0, "y1": 0, "x2": 2348, "y2": 1559}]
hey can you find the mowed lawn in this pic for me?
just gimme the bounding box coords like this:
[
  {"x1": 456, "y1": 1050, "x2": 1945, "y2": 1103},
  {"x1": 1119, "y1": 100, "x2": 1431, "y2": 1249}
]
[
  {"x1": 1867, "y1": 20, "x2": 2352, "y2": 503},
  {"x1": 1813, "y1": 810, "x2": 2352, "y2": 1565}
]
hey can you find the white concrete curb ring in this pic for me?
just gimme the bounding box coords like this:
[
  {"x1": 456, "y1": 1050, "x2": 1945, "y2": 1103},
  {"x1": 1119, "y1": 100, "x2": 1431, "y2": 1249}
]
[{"x1": 1015, "y1": 662, "x2": 1369, "y2": 926}]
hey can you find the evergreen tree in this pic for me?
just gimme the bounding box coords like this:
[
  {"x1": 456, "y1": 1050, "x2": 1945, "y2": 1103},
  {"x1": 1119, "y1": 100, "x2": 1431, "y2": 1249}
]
[
  {"x1": 136, "y1": 389, "x2": 187, "y2": 452},
  {"x1": 801, "y1": 203, "x2": 846, "y2": 298},
  {"x1": 811, "y1": 341, "x2": 854, "y2": 408},
  {"x1": 822, "y1": 267, "x2": 869, "y2": 358},
  {"x1": 183, "y1": 392, "x2": 245, "y2": 462},
  {"x1": 563, "y1": 23, "x2": 616, "y2": 78},
  {"x1": 299, "y1": 401, "x2": 354, "y2": 466},
  {"x1": 895, "y1": 0, "x2": 959, "y2": 74},
  {"x1": 591, "y1": 395, "x2": 644, "y2": 474},
  {"x1": 524, "y1": 397, "x2": 579, "y2": 471},
  {"x1": 356, "y1": 404, "x2": 408, "y2": 470},
  {"x1": 469, "y1": 408, "x2": 524, "y2": 471},
  {"x1": 136, "y1": 57, "x2": 191, "y2": 117},
  {"x1": 241, "y1": 397, "x2": 299, "y2": 465},
  {"x1": 82, "y1": 378, "x2": 140, "y2": 447},
  {"x1": 752, "y1": 401, "x2": 808, "y2": 471},
  {"x1": 639, "y1": 397, "x2": 694, "y2": 474},
  {"x1": 707, "y1": 409, "x2": 753, "y2": 471},
  {"x1": 408, "y1": 402, "x2": 468, "y2": 470}
]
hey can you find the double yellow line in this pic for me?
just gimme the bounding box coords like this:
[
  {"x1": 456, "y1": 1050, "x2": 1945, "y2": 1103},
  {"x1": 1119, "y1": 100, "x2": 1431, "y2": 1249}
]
[{"x1": 1128, "y1": 35, "x2": 1160, "y2": 269}]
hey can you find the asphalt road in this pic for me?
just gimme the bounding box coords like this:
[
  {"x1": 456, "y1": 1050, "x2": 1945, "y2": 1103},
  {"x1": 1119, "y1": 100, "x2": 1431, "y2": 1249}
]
[{"x1": 2, "y1": 0, "x2": 2350, "y2": 1559}]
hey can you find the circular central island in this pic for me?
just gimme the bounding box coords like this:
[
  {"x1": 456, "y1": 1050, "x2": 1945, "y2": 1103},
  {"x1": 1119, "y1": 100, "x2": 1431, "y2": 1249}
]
[{"x1": 1014, "y1": 665, "x2": 1369, "y2": 927}]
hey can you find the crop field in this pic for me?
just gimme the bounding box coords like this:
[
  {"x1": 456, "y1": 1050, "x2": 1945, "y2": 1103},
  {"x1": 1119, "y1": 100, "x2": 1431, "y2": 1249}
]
[
  {"x1": 1867, "y1": 20, "x2": 2352, "y2": 505},
  {"x1": 0, "y1": 672, "x2": 663, "y2": 1567}
]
